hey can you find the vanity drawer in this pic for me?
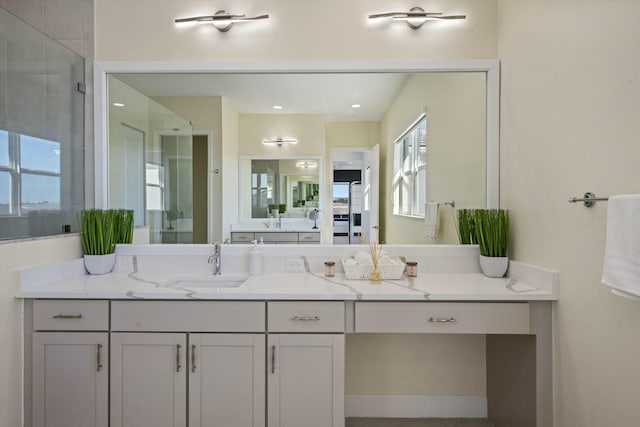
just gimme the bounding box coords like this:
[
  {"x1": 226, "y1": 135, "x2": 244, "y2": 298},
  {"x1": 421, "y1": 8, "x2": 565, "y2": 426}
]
[
  {"x1": 355, "y1": 302, "x2": 530, "y2": 334},
  {"x1": 256, "y1": 232, "x2": 299, "y2": 243},
  {"x1": 298, "y1": 232, "x2": 320, "y2": 243},
  {"x1": 111, "y1": 301, "x2": 265, "y2": 332},
  {"x1": 268, "y1": 301, "x2": 345, "y2": 332},
  {"x1": 33, "y1": 300, "x2": 109, "y2": 331},
  {"x1": 231, "y1": 232, "x2": 255, "y2": 243}
]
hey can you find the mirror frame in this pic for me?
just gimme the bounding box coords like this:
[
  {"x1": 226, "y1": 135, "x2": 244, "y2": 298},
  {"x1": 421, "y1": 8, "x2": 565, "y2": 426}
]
[
  {"x1": 94, "y1": 60, "x2": 500, "y2": 233},
  {"x1": 238, "y1": 155, "x2": 323, "y2": 221}
]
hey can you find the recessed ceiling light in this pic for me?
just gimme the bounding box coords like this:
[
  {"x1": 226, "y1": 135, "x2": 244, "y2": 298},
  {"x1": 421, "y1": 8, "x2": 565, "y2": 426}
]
[
  {"x1": 113, "y1": 102, "x2": 125, "y2": 107},
  {"x1": 273, "y1": 105, "x2": 283, "y2": 110},
  {"x1": 351, "y1": 104, "x2": 361, "y2": 108}
]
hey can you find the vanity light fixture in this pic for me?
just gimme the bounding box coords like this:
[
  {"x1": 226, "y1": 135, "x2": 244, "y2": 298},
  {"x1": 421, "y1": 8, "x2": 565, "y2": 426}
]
[
  {"x1": 368, "y1": 7, "x2": 465, "y2": 29},
  {"x1": 296, "y1": 161, "x2": 318, "y2": 169},
  {"x1": 351, "y1": 104, "x2": 361, "y2": 108},
  {"x1": 273, "y1": 105, "x2": 283, "y2": 110},
  {"x1": 262, "y1": 138, "x2": 298, "y2": 147},
  {"x1": 174, "y1": 10, "x2": 269, "y2": 32}
]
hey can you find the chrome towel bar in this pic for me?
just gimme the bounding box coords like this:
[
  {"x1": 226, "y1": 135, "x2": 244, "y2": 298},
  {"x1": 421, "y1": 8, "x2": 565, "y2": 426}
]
[{"x1": 568, "y1": 192, "x2": 609, "y2": 207}]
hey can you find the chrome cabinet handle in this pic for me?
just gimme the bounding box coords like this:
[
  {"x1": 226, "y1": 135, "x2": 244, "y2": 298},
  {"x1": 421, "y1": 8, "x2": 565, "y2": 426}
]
[
  {"x1": 191, "y1": 344, "x2": 197, "y2": 373},
  {"x1": 290, "y1": 315, "x2": 320, "y2": 321},
  {"x1": 96, "y1": 344, "x2": 103, "y2": 372},
  {"x1": 53, "y1": 314, "x2": 82, "y2": 319},
  {"x1": 271, "y1": 345, "x2": 276, "y2": 374},
  {"x1": 176, "y1": 344, "x2": 182, "y2": 372},
  {"x1": 428, "y1": 317, "x2": 457, "y2": 323}
]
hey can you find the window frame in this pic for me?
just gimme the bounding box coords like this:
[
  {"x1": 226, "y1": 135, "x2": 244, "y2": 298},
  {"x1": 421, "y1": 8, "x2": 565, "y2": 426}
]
[{"x1": 392, "y1": 113, "x2": 427, "y2": 218}]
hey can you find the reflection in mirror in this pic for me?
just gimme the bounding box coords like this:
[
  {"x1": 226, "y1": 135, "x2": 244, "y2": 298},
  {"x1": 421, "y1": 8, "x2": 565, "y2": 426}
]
[
  {"x1": 107, "y1": 76, "x2": 196, "y2": 244},
  {"x1": 105, "y1": 64, "x2": 498, "y2": 244},
  {"x1": 241, "y1": 158, "x2": 320, "y2": 220}
]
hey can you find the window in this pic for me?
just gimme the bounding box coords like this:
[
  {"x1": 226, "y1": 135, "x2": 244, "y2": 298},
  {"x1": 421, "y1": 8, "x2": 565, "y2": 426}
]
[
  {"x1": 393, "y1": 114, "x2": 427, "y2": 217},
  {"x1": 145, "y1": 163, "x2": 164, "y2": 210},
  {"x1": 0, "y1": 130, "x2": 61, "y2": 216}
]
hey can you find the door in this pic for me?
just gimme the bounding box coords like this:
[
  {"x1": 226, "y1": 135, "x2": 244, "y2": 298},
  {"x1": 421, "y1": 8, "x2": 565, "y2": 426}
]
[
  {"x1": 189, "y1": 334, "x2": 265, "y2": 427},
  {"x1": 32, "y1": 332, "x2": 108, "y2": 427},
  {"x1": 268, "y1": 334, "x2": 345, "y2": 427},
  {"x1": 362, "y1": 144, "x2": 380, "y2": 243},
  {"x1": 111, "y1": 333, "x2": 187, "y2": 427}
]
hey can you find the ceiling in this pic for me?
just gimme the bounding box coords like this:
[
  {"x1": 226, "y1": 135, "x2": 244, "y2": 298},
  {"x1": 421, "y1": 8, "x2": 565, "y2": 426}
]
[{"x1": 112, "y1": 72, "x2": 409, "y2": 121}]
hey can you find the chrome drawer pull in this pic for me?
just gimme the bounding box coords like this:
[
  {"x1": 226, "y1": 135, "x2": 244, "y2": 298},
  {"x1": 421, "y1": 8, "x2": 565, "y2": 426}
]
[
  {"x1": 191, "y1": 345, "x2": 197, "y2": 373},
  {"x1": 290, "y1": 315, "x2": 320, "y2": 321},
  {"x1": 96, "y1": 344, "x2": 103, "y2": 372},
  {"x1": 428, "y1": 317, "x2": 457, "y2": 323},
  {"x1": 53, "y1": 314, "x2": 83, "y2": 319},
  {"x1": 271, "y1": 345, "x2": 276, "y2": 374}
]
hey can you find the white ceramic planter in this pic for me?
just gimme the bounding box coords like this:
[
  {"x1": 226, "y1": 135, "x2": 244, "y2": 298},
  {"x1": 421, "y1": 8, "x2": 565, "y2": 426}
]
[
  {"x1": 84, "y1": 253, "x2": 116, "y2": 275},
  {"x1": 479, "y1": 255, "x2": 509, "y2": 278}
]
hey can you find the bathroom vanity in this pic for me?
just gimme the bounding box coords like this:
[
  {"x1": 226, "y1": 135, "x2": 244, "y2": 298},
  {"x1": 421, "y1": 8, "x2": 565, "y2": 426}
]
[{"x1": 19, "y1": 244, "x2": 557, "y2": 427}]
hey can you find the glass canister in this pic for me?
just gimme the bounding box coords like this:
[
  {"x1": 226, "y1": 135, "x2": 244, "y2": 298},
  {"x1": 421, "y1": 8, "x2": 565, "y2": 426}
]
[
  {"x1": 405, "y1": 261, "x2": 418, "y2": 277},
  {"x1": 324, "y1": 261, "x2": 336, "y2": 277}
]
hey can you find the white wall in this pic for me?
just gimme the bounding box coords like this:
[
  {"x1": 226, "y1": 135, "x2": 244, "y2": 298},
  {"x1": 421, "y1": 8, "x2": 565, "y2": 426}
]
[{"x1": 498, "y1": 1, "x2": 640, "y2": 425}]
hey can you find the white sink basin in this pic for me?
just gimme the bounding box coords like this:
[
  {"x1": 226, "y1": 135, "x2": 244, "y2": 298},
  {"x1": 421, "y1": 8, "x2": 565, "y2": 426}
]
[{"x1": 166, "y1": 275, "x2": 249, "y2": 289}]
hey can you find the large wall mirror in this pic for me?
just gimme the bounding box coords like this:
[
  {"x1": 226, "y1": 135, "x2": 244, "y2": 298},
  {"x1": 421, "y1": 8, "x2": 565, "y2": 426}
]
[{"x1": 97, "y1": 60, "x2": 499, "y2": 244}]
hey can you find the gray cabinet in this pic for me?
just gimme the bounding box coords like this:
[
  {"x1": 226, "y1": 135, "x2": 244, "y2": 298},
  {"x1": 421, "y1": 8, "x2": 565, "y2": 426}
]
[{"x1": 231, "y1": 231, "x2": 320, "y2": 244}]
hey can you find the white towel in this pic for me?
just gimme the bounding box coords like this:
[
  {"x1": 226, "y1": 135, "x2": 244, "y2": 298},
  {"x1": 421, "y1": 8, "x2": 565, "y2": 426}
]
[
  {"x1": 424, "y1": 202, "x2": 440, "y2": 238},
  {"x1": 601, "y1": 195, "x2": 640, "y2": 298}
]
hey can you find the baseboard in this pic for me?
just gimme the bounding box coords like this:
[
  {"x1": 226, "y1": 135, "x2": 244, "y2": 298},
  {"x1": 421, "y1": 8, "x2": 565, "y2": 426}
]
[{"x1": 345, "y1": 394, "x2": 487, "y2": 418}]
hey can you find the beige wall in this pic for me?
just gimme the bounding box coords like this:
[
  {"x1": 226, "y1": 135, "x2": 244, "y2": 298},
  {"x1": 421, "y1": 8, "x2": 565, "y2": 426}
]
[
  {"x1": 498, "y1": 1, "x2": 640, "y2": 425},
  {"x1": 381, "y1": 73, "x2": 487, "y2": 244},
  {"x1": 95, "y1": 0, "x2": 497, "y2": 61}
]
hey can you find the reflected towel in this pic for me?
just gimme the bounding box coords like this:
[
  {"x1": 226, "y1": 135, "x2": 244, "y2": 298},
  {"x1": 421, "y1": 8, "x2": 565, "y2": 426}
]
[
  {"x1": 602, "y1": 195, "x2": 640, "y2": 298},
  {"x1": 424, "y1": 202, "x2": 440, "y2": 238}
]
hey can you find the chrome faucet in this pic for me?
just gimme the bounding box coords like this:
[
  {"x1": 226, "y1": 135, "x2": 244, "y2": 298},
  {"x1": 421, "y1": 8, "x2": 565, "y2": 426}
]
[{"x1": 208, "y1": 242, "x2": 221, "y2": 275}]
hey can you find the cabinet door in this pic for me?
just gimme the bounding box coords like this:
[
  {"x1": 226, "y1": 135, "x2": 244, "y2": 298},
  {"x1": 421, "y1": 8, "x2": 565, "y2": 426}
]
[
  {"x1": 32, "y1": 332, "x2": 108, "y2": 427},
  {"x1": 268, "y1": 334, "x2": 345, "y2": 427},
  {"x1": 189, "y1": 334, "x2": 265, "y2": 427},
  {"x1": 111, "y1": 333, "x2": 187, "y2": 427}
]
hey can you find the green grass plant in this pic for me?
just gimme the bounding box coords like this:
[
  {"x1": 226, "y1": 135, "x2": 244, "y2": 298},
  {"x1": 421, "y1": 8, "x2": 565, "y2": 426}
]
[
  {"x1": 474, "y1": 209, "x2": 510, "y2": 257},
  {"x1": 457, "y1": 209, "x2": 477, "y2": 244},
  {"x1": 78, "y1": 209, "x2": 117, "y2": 255},
  {"x1": 114, "y1": 209, "x2": 134, "y2": 244}
]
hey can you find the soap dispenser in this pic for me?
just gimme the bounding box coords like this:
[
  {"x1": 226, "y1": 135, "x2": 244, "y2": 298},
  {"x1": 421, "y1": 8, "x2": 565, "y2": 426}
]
[{"x1": 249, "y1": 240, "x2": 263, "y2": 276}]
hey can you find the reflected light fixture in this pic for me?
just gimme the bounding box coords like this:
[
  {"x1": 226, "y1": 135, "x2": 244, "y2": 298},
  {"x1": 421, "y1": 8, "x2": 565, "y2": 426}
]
[
  {"x1": 175, "y1": 10, "x2": 269, "y2": 32},
  {"x1": 296, "y1": 161, "x2": 318, "y2": 169},
  {"x1": 262, "y1": 138, "x2": 298, "y2": 147},
  {"x1": 368, "y1": 7, "x2": 465, "y2": 29}
]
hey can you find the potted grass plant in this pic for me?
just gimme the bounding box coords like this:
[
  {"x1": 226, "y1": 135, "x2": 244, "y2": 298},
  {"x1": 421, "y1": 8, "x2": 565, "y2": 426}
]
[
  {"x1": 78, "y1": 209, "x2": 118, "y2": 275},
  {"x1": 474, "y1": 209, "x2": 510, "y2": 278}
]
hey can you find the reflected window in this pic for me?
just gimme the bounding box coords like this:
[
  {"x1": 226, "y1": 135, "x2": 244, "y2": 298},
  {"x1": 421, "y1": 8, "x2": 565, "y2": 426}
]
[
  {"x1": 0, "y1": 130, "x2": 61, "y2": 216},
  {"x1": 393, "y1": 113, "x2": 427, "y2": 217},
  {"x1": 145, "y1": 163, "x2": 164, "y2": 210}
]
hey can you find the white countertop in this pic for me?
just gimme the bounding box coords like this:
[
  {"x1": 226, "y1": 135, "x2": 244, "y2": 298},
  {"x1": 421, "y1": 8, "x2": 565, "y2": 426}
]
[
  {"x1": 18, "y1": 267, "x2": 556, "y2": 301},
  {"x1": 17, "y1": 244, "x2": 558, "y2": 301}
]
